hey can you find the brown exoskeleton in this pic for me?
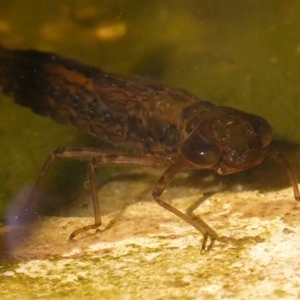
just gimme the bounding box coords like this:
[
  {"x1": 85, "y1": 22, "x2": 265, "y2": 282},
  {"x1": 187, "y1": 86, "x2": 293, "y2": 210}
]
[{"x1": 0, "y1": 45, "x2": 299, "y2": 250}]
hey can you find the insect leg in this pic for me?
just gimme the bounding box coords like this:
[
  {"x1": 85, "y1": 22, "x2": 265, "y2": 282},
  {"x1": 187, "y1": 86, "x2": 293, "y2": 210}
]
[
  {"x1": 68, "y1": 161, "x2": 101, "y2": 239},
  {"x1": 69, "y1": 153, "x2": 168, "y2": 239},
  {"x1": 268, "y1": 152, "x2": 300, "y2": 201},
  {"x1": 17, "y1": 148, "x2": 167, "y2": 239},
  {"x1": 17, "y1": 152, "x2": 56, "y2": 222},
  {"x1": 152, "y1": 157, "x2": 217, "y2": 251},
  {"x1": 16, "y1": 147, "x2": 107, "y2": 223}
]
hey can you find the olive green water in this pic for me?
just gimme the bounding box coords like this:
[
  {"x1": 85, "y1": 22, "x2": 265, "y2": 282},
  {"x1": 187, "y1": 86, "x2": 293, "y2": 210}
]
[
  {"x1": 1, "y1": 2, "x2": 300, "y2": 300},
  {"x1": 1, "y1": 2, "x2": 300, "y2": 217}
]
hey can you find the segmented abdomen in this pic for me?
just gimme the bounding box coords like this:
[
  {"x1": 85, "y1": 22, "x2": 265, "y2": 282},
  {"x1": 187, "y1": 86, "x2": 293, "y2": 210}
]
[{"x1": 0, "y1": 46, "x2": 211, "y2": 155}]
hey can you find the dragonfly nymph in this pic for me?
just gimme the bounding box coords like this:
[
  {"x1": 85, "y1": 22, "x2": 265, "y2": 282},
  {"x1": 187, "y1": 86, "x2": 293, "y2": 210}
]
[{"x1": 0, "y1": 45, "x2": 298, "y2": 250}]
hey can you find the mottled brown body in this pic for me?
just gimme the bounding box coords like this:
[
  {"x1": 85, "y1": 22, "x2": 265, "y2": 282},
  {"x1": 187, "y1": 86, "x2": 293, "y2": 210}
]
[
  {"x1": 0, "y1": 45, "x2": 213, "y2": 158},
  {"x1": 0, "y1": 45, "x2": 299, "y2": 250}
]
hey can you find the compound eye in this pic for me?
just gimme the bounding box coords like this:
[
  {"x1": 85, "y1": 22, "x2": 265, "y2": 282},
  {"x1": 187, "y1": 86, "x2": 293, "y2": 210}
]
[{"x1": 180, "y1": 124, "x2": 221, "y2": 168}]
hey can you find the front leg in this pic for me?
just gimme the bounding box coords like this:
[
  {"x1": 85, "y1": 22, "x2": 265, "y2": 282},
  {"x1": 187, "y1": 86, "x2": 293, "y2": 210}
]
[{"x1": 152, "y1": 157, "x2": 218, "y2": 251}]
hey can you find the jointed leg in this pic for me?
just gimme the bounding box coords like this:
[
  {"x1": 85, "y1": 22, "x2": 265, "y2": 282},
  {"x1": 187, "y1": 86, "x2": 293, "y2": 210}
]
[
  {"x1": 152, "y1": 157, "x2": 218, "y2": 251},
  {"x1": 268, "y1": 151, "x2": 300, "y2": 201},
  {"x1": 17, "y1": 147, "x2": 167, "y2": 239},
  {"x1": 17, "y1": 147, "x2": 219, "y2": 250},
  {"x1": 69, "y1": 163, "x2": 101, "y2": 239}
]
